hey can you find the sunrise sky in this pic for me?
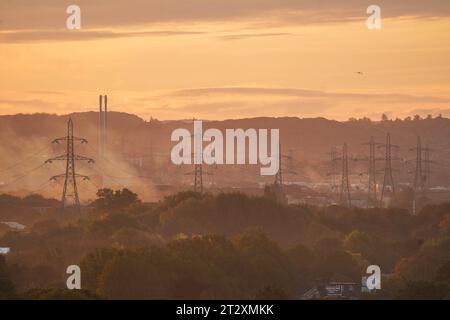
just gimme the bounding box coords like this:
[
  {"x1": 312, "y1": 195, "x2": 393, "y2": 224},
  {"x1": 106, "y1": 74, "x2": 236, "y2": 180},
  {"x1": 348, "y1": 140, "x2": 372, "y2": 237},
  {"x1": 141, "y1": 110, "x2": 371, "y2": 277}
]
[{"x1": 0, "y1": 0, "x2": 449, "y2": 120}]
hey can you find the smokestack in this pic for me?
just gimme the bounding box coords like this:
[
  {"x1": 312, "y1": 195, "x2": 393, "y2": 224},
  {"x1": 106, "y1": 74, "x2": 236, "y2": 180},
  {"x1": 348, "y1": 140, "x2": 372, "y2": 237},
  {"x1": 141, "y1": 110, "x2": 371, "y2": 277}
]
[
  {"x1": 104, "y1": 95, "x2": 108, "y2": 147},
  {"x1": 99, "y1": 95, "x2": 103, "y2": 157}
]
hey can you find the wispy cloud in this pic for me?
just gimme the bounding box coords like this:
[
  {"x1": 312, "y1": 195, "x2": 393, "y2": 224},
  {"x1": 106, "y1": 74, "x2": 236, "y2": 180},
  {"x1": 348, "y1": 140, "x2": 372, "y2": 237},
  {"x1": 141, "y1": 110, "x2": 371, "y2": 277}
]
[
  {"x1": 0, "y1": 98, "x2": 61, "y2": 114},
  {"x1": 1, "y1": 0, "x2": 449, "y2": 32},
  {"x1": 121, "y1": 86, "x2": 450, "y2": 121},
  {"x1": 0, "y1": 29, "x2": 205, "y2": 43},
  {"x1": 166, "y1": 87, "x2": 450, "y2": 104},
  {"x1": 0, "y1": 98, "x2": 52, "y2": 108},
  {"x1": 218, "y1": 32, "x2": 291, "y2": 41},
  {"x1": 27, "y1": 90, "x2": 66, "y2": 96}
]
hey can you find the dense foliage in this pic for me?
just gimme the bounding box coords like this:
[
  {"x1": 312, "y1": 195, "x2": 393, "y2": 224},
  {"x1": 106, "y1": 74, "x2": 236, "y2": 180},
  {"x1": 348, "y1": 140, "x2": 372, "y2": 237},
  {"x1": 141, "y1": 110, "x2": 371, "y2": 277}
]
[{"x1": 1, "y1": 189, "x2": 450, "y2": 299}]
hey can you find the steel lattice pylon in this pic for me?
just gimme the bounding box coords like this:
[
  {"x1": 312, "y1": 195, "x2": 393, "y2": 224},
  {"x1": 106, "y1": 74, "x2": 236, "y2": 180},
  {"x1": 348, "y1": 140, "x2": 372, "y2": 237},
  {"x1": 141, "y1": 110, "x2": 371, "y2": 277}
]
[
  {"x1": 367, "y1": 137, "x2": 378, "y2": 207},
  {"x1": 194, "y1": 163, "x2": 203, "y2": 192},
  {"x1": 46, "y1": 118, "x2": 94, "y2": 213},
  {"x1": 411, "y1": 136, "x2": 433, "y2": 214},
  {"x1": 380, "y1": 133, "x2": 397, "y2": 207},
  {"x1": 274, "y1": 147, "x2": 283, "y2": 188},
  {"x1": 413, "y1": 136, "x2": 426, "y2": 199},
  {"x1": 339, "y1": 143, "x2": 351, "y2": 207}
]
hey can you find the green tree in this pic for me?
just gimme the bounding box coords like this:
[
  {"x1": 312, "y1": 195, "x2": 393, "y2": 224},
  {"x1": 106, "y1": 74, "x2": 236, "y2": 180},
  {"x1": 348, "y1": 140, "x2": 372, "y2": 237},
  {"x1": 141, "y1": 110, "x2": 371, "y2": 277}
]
[
  {"x1": 233, "y1": 229, "x2": 295, "y2": 295},
  {"x1": 312, "y1": 238, "x2": 361, "y2": 281},
  {"x1": 435, "y1": 261, "x2": 450, "y2": 284},
  {"x1": 93, "y1": 188, "x2": 139, "y2": 211},
  {"x1": 343, "y1": 230, "x2": 396, "y2": 270},
  {"x1": 396, "y1": 281, "x2": 450, "y2": 300},
  {"x1": 287, "y1": 244, "x2": 314, "y2": 287}
]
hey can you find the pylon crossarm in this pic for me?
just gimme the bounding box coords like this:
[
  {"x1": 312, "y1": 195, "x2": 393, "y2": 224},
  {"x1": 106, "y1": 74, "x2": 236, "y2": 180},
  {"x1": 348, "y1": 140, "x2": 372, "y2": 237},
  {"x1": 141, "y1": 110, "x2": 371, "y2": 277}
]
[
  {"x1": 74, "y1": 155, "x2": 95, "y2": 163},
  {"x1": 74, "y1": 174, "x2": 90, "y2": 180},
  {"x1": 45, "y1": 155, "x2": 67, "y2": 163},
  {"x1": 50, "y1": 174, "x2": 66, "y2": 181},
  {"x1": 73, "y1": 137, "x2": 88, "y2": 143},
  {"x1": 51, "y1": 137, "x2": 68, "y2": 144},
  {"x1": 52, "y1": 137, "x2": 87, "y2": 144},
  {"x1": 50, "y1": 173, "x2": 89, "y2": 181}
]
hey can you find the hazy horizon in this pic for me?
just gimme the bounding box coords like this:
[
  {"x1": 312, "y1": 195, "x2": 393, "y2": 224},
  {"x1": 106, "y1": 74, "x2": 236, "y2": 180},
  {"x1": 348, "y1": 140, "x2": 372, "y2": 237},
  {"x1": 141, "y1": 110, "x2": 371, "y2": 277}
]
[
  {"x1": 0, "y1": 106, "x2": 449, "y2": 122},
  {"x1": 1, "y1": 1, "x2": 449, "y2": 121}
]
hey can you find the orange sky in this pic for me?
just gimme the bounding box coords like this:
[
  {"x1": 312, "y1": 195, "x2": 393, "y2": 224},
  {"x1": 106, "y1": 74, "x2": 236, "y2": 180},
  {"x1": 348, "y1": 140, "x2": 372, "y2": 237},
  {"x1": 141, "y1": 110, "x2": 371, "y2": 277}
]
[{"x1": 0, "y1": 1, "x2": 449, "y2": 120}]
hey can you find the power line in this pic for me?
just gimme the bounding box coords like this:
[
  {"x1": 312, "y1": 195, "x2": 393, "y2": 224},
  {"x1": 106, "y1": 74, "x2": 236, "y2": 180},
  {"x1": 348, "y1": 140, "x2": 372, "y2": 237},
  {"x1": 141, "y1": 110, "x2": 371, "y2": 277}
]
[
  {"x1": 0, "y1": 163, "x2": 47, "y2": 187},
  {"x1": 85, "y1": 143, "x2": 151, "y2": 177},
  {"x1": 0, "y1": 145, "x2": 50, "y2": 174},
  {"x1": 88, "y1": 164, "x2": 129, "y2": 190},
  {"x1": 26, "y1": 178, "x2": 55, "y2": 195}
]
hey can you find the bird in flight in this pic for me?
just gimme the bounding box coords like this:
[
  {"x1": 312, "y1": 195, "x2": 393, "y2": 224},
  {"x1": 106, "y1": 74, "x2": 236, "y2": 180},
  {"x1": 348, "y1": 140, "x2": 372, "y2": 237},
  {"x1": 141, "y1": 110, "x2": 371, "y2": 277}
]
[{"x1": 356, "y1": 71, "x2": 364, "y2": 75}]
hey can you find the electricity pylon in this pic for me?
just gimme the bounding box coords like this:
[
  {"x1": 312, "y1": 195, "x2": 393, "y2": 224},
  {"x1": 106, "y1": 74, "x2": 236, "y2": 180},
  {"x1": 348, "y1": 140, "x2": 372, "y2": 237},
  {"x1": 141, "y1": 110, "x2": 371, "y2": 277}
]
[
  {"x1": 270, "y1": 144, "x2": 288, "y2": 204},
  {"x1": 185, "y1": 153, "x2": 211, "y2": 193},
  {"x1": 274, "y1": 148, "x2": 283, "y2": 188},
  {"x1": 194, "y1": 163, "x2": 203, "y2": 192},
  {"x1": 379, "y1": 133, "x2": 399, "y2": 207},
  {"x1": 339, "y1": 143, "x2": 351, "y2": 207},
  {"x1": 45, "y1": 118, "x2": 94, "y2": 213},
  {"x1": 364, "y1": 137, "x2": 378, "y2": 207},
  {"x1": 424, "y1": 146, "x2": 430, "y2": 186},
  {"x1": 413, "y1": 136, "x2": 426, "y2": 199},
  {"x1": 424, "y1": 144, "x2": 432, "y2": 190},
  {"x1": 411, "y1": 137, "x2": 433, "y2": 214},
  {"x1": 275, "y1": 146, "x2": 299, "y2": 188}
]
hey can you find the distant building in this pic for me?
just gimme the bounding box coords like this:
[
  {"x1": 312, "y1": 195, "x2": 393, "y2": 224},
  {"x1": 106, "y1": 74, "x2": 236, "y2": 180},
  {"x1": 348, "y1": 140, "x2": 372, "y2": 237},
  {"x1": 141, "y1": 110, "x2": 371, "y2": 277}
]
[
  {"x1": 1, "y1": 221, "x2": 26, "y2": 231},
  {"x1": 300, "y1": 281, "x2": 361, "y2": 300},
  {"x1": 32, "y1": 206, "x2": 54, "y2": 214}
]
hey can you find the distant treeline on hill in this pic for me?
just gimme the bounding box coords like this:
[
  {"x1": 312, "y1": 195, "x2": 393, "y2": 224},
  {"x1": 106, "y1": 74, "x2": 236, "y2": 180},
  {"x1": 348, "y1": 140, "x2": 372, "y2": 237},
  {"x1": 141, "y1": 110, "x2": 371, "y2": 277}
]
[{"x1": 2, "y1": 112, "x2": 450, "y2": 186}]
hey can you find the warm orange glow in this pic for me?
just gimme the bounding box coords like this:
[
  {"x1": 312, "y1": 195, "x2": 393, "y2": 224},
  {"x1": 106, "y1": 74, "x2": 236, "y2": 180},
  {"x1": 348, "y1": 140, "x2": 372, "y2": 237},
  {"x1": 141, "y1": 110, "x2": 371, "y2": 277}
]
[{"x1": 0, "y1": 16, "x2": 449, "y2": 120}]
